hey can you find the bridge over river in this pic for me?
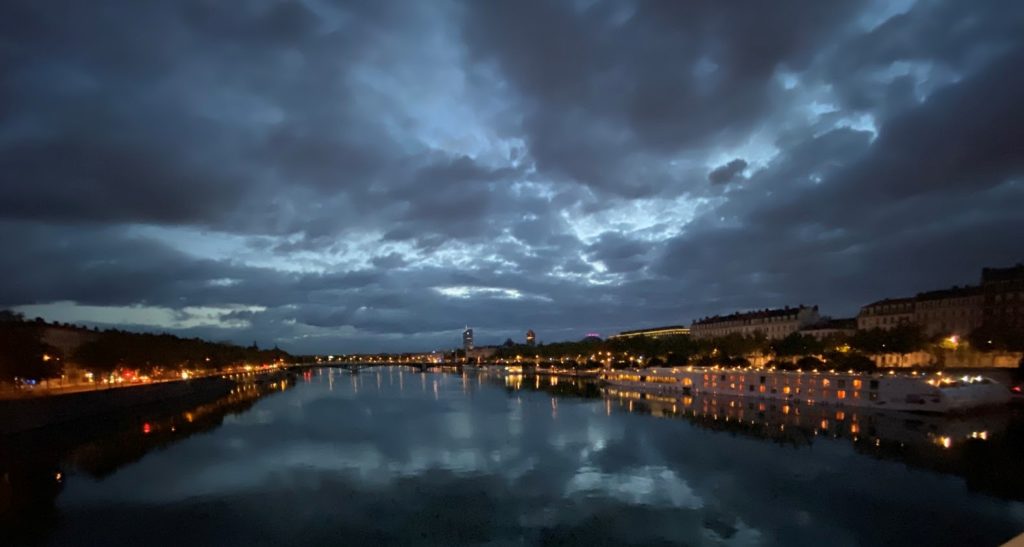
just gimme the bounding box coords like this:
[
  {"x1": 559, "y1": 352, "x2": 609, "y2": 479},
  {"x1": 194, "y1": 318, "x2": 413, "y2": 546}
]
[{"x1": 287, "y1": 362, "x2": 465, "y2": 373}]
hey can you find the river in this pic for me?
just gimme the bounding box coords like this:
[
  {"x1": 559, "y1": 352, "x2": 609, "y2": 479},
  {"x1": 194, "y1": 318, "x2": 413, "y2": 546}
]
[{"x1": 2, "y1": 367, "x2": 1023, "y2": 546}]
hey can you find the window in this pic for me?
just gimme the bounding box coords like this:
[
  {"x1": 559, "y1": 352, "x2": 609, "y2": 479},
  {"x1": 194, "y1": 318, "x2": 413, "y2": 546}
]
[
  {"x1": 852, "y1": 379, "x2": 862, "y2": 389},
  {"x1": 748, "y1": 385, "x2": 754, "y2": 392},
  {"x1": 760, "y1": 376, "x2": 766, "y2": 385},
  {"x1": 837, "y1": 390, "x2": 846, "y2": 399},
  {"x1": 720, "y1": 374, "x2": 726, "y2": 381},
  {"x1": 837, "y1": 379, "x2": 846, "y2": 388},
  {"x1": 822, "y1": 378, "x2": 831, "y2": 387},
  {"x1": 869, "y1": 380, "x2": 879, "y2": 390},
  {"x1": 869, "y1": 392, "x2": 878, "y2": 401}
]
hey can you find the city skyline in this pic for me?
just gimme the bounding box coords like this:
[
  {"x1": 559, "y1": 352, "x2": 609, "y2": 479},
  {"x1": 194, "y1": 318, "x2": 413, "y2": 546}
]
[{"x1": 2, "y1": 1, "x2": 1023, "y2": 353}]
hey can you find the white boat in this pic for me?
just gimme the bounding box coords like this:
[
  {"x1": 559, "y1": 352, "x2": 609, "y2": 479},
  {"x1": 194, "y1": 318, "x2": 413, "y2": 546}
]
[{"x1": 601, "y1": 366, "x2": 1010, "y2": 413}]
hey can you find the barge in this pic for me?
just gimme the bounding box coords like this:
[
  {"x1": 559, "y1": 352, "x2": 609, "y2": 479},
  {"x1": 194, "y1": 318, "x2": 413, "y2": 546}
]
[{"x1": 601, "y1": 366, "x2": 1011, "y2": 413}]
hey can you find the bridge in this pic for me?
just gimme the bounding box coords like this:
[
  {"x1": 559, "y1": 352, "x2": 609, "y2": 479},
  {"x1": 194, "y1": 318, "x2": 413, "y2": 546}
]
[{"x1": 287, "y1": 362, "x2": 463, "y2": 373}]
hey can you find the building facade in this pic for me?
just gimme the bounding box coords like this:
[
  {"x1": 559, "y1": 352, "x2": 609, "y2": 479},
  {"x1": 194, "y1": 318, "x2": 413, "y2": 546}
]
[
  {"x1": 466, "y1": 346, "x2": 498, "y2": 363},
  {"x1": 690, "y1": 306, "x2": 820, "y2": 340},
  {"x1": 856, "y1": 265, "x2": 1024, "y2": 339},
  {"x1": 608, "y1": 325, "x2": 690, "y2": 340},
  {"x1": 913, "y1": 286, "x2": 984, "y2": 338},
  {"x1": 857, "y1": 297, "x2": 916, "y2": 331},
  {"x1": 982, "y1": 264, "x2": 1024, "y2": 333}
]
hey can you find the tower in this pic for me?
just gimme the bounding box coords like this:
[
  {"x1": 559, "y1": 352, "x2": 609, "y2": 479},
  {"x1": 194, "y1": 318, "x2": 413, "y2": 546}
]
[
  {"x1": 463, "y1": 326, "x2": 474, "y2": 351},
  {"x1": 526, "y1": 329, "x2": 536, "y2": 347}
]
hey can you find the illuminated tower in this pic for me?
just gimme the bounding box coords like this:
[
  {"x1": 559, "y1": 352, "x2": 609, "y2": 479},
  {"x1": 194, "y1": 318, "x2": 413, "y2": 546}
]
[
  {"x1": 526, "y1": 329, "x2": 536, "y2": 346},
  {"x1": 463, "y1": 326, "x2": 474, "y2": 351}
]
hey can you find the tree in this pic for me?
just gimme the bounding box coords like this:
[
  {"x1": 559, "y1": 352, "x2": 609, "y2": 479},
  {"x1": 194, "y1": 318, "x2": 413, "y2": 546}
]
[
  {"x1": 0, "y1": 322, "x2": 62, "y2": 383},
  {"x1": 850, "y1": 326, "x2": 923, "y2": 354},
  {"x1": 771, "y1": 333, "x2": 823, "y2": 357},
  {"x1": 824, "y1": 351, "x2": 876, "y2": 372},
  {"x1": 969, "y1": 324, "x2": 1024, "y2": 352},
  {"x1": 0, "y1": 310, "x2": 25, "y2": 323}
]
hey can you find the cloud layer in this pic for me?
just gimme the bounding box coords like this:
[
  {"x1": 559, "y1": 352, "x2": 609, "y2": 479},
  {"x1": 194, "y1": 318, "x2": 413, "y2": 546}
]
[{"x1": 2, "y1": 0, "x2": 1023, "y2": 352}]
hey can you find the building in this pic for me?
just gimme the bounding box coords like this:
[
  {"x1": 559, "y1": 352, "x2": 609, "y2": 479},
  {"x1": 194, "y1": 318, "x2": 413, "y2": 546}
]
[
  {"x1": 799, "y1": 318, "x2": 857, "y2": 341},
  {"x1": 526, "y1": 329, "x2": 536, "y2": 346},
  {"x1": 462, "y1": 327, "x2": 474, "y2": 352},
  {"x1": 856, "y1": 265, "x2": 1024, "y2": 339},
  {"x1": 981, "y1": 264, "x2": 1024, "y2": 332},
  {"x1": 913, "y1": 286, "x2": 983, "y2": 338},
  {"x1": 857, "y1": 297, "x2": 916, "y2": 331},
  {"x1": 690, "y1": 306, "x2": 820, "y2": 340},
  {"x1": 608, "y1": 325, "x2": 690, "y2": 340},
  {"x1": 466, "y1": 346, "x2": 498, "y2": 363}
]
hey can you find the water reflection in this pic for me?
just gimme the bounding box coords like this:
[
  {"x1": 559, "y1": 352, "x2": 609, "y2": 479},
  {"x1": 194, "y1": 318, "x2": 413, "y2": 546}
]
[
  {"x1": 2, "y1": 366, "x2": 1023, "y2": 546},
  {"x1": 497, "y1": 370, "x2": 1024, "y2": 504},
  {"x1": 0, "y1": 374, "x2": 296, "y2": 545}
]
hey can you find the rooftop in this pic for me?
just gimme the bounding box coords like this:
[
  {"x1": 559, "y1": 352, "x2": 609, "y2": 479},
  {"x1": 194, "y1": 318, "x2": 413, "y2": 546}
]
[
  {"x1": 693, "y1": 305, "x2": 817, "y2": 325},
  {"x1": 801, "y1": 318, "x2": 857, "y2": 331},
  {"x1": 982, "y1": 264, "x2": 1024, "y2": 283},
  {"x1": 915, "y1": 285, "x2": 981, "y2": 301},
  {"x1": 862, "y1": 296, "x2": 916, "y2": 309},
  {"x1": 610, "y1": 325, "x2": 690, "y2": 338}
]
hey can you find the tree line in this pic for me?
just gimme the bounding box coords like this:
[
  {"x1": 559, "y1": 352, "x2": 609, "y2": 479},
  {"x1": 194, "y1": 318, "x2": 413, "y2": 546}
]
[
  {"x1": 0, "y1": 311, "x2": 290, "y2": 385},
  {"x1": 489, "y1": 325, "x2": 942, "y2": 372}
]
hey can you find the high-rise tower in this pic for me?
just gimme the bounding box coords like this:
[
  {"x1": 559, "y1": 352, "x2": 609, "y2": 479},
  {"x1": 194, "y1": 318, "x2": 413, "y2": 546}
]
[
  {"x1": 462, "y1": 326, "x2": 474, "y2": 351},
  {"x1": 526, "y1": 329, "x2": 536, "y2": 346}
]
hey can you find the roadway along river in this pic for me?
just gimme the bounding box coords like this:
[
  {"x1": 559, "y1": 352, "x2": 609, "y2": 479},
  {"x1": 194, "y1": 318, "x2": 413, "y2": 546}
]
[{"x1": 3, "y1": 366, "x2": 1024, "y2": 546}]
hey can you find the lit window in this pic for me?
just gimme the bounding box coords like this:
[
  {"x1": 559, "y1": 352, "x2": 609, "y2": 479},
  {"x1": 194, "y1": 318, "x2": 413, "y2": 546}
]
[
  {"x1": 852, "y1": 379, "x2": 862, "y2": 389},
  {"x1": 822, "y1": 379, "x2": 831, "y2": 387},
  {"x1": 837, "y1": 390, "x2": 846, "y2": 399}
]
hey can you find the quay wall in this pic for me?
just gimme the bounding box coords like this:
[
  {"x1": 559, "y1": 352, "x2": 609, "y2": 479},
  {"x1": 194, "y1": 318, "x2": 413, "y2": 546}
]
[{"x1": 0, "y1": 377, "x2": 234, "y2": 435}]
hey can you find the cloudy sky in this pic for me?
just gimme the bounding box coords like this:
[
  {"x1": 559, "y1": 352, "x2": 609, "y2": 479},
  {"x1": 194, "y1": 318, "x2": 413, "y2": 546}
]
[{"x1": 2, "y1": 0, "x2": 1023, "y2": 353}]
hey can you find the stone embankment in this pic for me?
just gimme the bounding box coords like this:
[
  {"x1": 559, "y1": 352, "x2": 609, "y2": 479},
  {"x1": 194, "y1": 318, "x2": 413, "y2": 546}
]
[{"x1": 0, "y1": 377, "x2": 235, "y2": 435}]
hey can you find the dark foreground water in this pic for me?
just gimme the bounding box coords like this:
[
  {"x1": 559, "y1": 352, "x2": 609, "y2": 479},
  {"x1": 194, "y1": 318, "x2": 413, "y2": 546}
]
[{"x1": 3, "y1": 367, "x2": 1024, "y2": 546}]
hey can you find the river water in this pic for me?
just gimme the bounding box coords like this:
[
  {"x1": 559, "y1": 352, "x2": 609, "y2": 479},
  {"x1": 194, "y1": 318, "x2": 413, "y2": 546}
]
[{"x1": 3, "y1": 367, "x2": 1024, "y2": 546}]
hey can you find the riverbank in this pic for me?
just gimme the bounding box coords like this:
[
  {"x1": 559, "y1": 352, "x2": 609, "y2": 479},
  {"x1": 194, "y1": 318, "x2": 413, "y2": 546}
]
[{"x1": 0, "y1": 376, "x2": 236, "y2": 435}]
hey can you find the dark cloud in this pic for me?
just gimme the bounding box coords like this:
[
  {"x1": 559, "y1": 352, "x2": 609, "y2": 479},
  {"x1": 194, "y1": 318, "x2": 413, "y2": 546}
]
[
  {"x1": 1, "y1": 0, "x2": 1022, "y2": 352},
  {"x1": 707, "y1": 159, "x2": 748, "y2": 185}
]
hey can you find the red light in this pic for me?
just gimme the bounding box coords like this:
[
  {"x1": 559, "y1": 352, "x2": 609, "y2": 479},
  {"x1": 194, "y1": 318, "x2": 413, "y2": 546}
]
[
  {"x1": 1013, "y1": 386, "x2": 1021, "y2": 393},
  {"x1": 143, "y1": 423, "x2": 152, "y2": 434}
]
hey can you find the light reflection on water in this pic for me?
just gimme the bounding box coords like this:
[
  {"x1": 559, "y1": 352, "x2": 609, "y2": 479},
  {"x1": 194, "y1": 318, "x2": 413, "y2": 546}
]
[{"x1": 2, "y1": 366, "x2": 1024, "y2": 546}]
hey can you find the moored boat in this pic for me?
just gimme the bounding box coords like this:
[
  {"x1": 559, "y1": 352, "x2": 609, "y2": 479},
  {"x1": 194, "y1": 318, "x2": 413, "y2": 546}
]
[{"x1": 601, "y1": 366, "x2": 1010, "y2": 413}]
